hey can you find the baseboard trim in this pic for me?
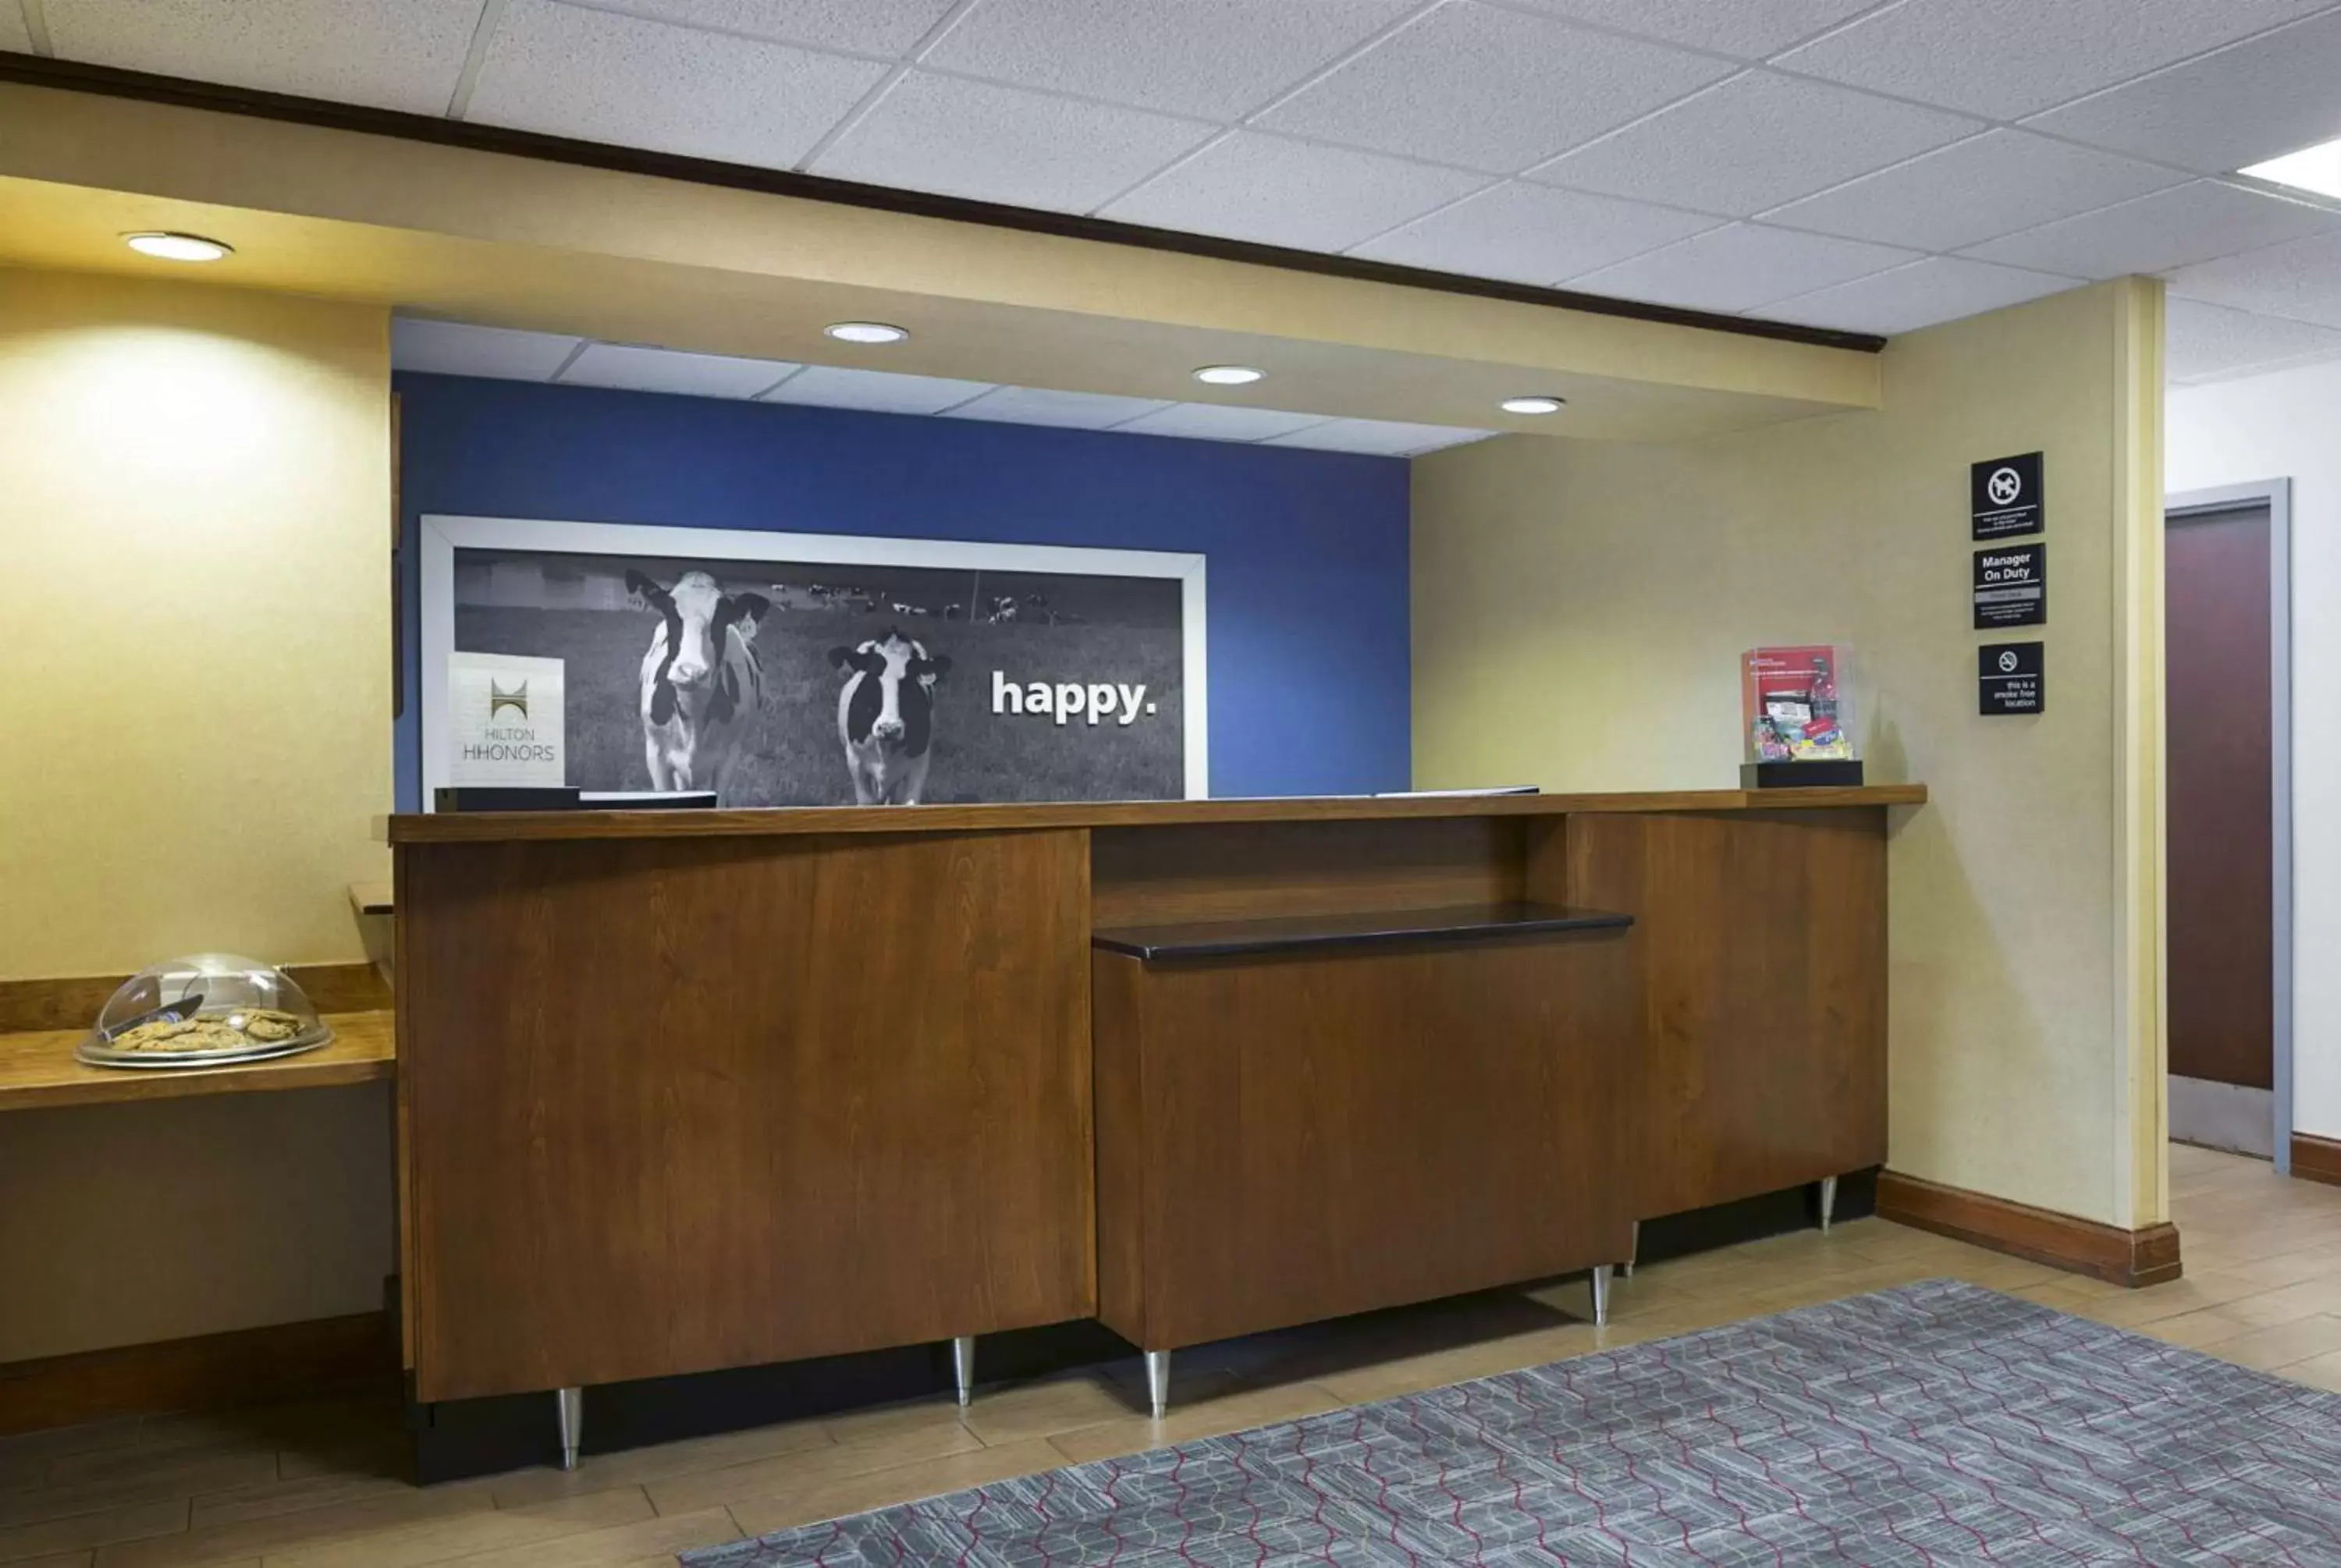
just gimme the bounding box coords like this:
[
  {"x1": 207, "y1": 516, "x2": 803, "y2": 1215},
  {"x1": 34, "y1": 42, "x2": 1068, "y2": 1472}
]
[
  {"x1": 1875, "y1": 1171, "x2": 2183, "y2": 1288},
  {"x1": 0, "y1": 1312, "x2": 398, "y2": 1436},
  {"x1": 2293, "y1": 1132, "x2": 2341, "y2": 1189}
]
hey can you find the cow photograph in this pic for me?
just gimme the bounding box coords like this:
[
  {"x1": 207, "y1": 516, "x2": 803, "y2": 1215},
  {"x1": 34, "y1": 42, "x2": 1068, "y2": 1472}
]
[{"x1": 443, "y1": 537, "x2": 1188, "y2": 807}]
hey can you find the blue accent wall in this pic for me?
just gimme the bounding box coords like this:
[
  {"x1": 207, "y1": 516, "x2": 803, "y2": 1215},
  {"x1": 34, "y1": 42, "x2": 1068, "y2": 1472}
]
[{"x1": 393, "y1": 373, "x2": 1412, "y2": 808}]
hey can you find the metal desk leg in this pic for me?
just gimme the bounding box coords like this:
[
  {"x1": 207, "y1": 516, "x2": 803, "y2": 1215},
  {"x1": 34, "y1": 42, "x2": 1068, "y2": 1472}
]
[
  {"x1": 1818, "y1": 1174, "x2": 1840, "y2": 1234},
  {"x1": 554, "y1": 1386, "x2": 584, "y2": 1472},
  {"x1": 951, "y1": 1336, "x2": 977, "y2": 1408},
  {"x1": 1590, "y1": 1264, "x2": 1614, "y2": 1328},
  {"x1": 1143, "y1": 1350, "x2": 1172, "y2": 1420}
]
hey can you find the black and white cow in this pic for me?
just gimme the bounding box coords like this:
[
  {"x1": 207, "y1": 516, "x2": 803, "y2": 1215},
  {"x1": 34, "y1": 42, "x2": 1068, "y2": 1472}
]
[
  {"x1": 828, "y1": 628, "x2": 950, "y2": 805},
  {"x1": 627, "y1": 569, "x2": 768, "y2": 796}
]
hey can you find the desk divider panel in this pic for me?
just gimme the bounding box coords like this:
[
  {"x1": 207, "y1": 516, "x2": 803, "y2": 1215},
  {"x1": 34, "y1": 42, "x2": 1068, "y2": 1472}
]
[{"x1": 1091, "y1": 815, "x2": 1530, "y2": 926}]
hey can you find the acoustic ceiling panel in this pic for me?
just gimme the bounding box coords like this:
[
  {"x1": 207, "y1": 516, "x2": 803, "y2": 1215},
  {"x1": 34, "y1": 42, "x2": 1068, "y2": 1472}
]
[
  {"x1": 1496, "y1": 0, "x2": 1884, "y2": 60},
  {"x1": 809, "y1": 72, "x2": 1216, "y2": 214},
  {"x1": 1761, "y1": 129, "x2": 2188, "y2": 254},
  {"x1": 1528, "y1": 71, "x2": 1980, "y2": 218},
  {"x1": 1103, "y1": 132, "x2": 1487, "y2": 253},
  {"x1": 1254, "y1": 2, "x2": 1734, "y2": 176},
  {"x1": 1963, "y1": 180, "x2": 2341, "y2": 280},
  {"x1": 2164, "y1": 296, "x2": 2341, "y2": 382},
  {"x1": 1352, "y1": 181, "x2": 1721, "y2": 286},
  {"x1": 1773, "y1": 0, "x2": 2332, "y2": 121},
  {"x1": 1263, "y1": 418, "x2": 1496, "y2": 456},
  {"x1": 2021, "y1": 8, "x2": 2341, "y2": 175},
  {"x1": 759, "y1": 364, "x2": 998, "y2": 414},
  {"x1": 1768, "y1": 256, "x2": 2081, "y2": 335},
  {"x1": 920, "y1": 0, "x2": 1420, "y2": 122},
  {"x1": 2169, "y1": 232, "x2": 2341, "y2": 331},
  {"x1": 1108, "y1": 403, "x2": 1338, "y2": 442},
  {"x1": 602, "y1": 0, "x2": 961, "y2": 57},
  {"x1": 467, "y1": 0, "x2": 889, "y2": 169},
  {"x1": 941, "y1": 386, "x2": 1174, "y2": 429},
  {"x1": 42, "y1": 0, "x2": 481, "y2": 115},
  {"x1": 1569, "y1": 222, "x2": 1919, "y2": 314},
  {"x1": 556, "y1": 343, "x2": 800, "y2": 399},
  {"x1": 391, "y1": 318, "x2": 584, "y2": 381}
]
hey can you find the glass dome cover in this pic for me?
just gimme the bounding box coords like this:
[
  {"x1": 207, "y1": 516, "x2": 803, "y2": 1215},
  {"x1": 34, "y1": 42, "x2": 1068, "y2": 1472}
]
[{"x1": 78, "y1": 954, "x2": 332, "y2": 1069}]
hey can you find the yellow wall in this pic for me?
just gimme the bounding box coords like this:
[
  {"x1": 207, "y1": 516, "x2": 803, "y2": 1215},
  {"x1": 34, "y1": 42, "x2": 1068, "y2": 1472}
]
[
  {"x1": 1413, "y1": 278, "x2": 2167, "y2": 1229},
  {"x1": 0, "y1": 267, "x2": 392, "y2": 975},
  {"x1": 0, "y1": 268, "x2": 395, "y2": 1360}
]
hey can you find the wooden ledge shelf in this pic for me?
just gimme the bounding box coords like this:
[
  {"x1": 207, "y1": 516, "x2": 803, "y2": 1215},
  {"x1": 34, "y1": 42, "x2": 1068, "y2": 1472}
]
[
  {"x1": 1092, "y1": 901, "x2": 1632, "y2": 962},
  {"x1": 0, "y1": 1011, "x2": 395, "y2": 1113}
]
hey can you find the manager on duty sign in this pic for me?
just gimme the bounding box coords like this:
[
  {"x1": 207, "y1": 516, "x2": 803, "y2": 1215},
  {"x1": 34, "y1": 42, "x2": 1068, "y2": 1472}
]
[{"x1": 1973, "y1": 543, "x2": 2046, "y2": 630}]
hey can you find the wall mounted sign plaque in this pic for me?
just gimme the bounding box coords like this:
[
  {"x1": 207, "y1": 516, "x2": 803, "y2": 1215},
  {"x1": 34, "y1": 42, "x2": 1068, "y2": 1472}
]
[
  {"x1": 1979, "y1": 640, "x2": 2044, "y2": 715},
  {"x1": 1972, "y1": 452, "x2": 2044, "y2": 541},
  {"x1": 1973, "y1": 542, "x2": 2047, "y2": 630}
]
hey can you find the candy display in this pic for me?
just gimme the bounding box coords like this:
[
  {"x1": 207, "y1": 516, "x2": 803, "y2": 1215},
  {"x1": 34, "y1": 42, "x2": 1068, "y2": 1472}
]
[{"x1": 1743, "y1": 646, "x2": 1856, "y2": 764}]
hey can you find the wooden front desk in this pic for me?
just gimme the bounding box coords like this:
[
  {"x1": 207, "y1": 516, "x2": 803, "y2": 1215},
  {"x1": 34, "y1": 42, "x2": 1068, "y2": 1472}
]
[{"x1": 389, "y1": 787, "x2": 1916, "y2": 1435}]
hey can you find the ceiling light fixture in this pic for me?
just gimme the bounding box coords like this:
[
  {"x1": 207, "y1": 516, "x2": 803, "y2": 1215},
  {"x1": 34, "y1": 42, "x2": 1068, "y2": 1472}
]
[
  {"x1": 1192, "y1": 364, "x2": 1265, "y2": 386},
  {"x1": 1500, "y1": 395, "x2": 1566, "y2": 415},
  {"x1": 2238, "y1": 137, "x2": 2341, "y2": 200},
  {"x1": 123, "y1": 232, "x2": 233, "y2": 262},
  {"x1": 824, "y1": 321, "x2": 908, "y2": 344}
]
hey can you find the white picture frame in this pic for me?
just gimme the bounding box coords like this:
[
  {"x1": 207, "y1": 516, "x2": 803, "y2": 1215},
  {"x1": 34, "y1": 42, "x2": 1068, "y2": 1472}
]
[{"x1": 417, "y1": 513, "x2": 1209, "y2": 807}]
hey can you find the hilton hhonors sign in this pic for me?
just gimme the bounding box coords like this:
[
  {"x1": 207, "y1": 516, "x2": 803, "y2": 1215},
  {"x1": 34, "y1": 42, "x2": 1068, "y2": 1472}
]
[{"x1": 448, "y1": 651, "x2": 566, "y2": 786}]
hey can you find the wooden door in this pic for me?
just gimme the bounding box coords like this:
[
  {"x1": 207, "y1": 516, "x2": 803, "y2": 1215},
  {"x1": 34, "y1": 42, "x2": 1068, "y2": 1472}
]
[{"x1": 2165, "y1": 503, "x2": 2275, "y2": 1143}]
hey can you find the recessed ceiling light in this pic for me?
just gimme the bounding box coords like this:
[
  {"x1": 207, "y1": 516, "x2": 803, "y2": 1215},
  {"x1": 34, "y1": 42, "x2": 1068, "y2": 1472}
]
[
  {"x1": 1500, "y1": 395, "x2": 1566, "y2": 415},
  {"x1": 2239, "y1": 137, "x2": 2341, "y2": 200},
  {"x1": 824, "y1": 321, "x2": 908, "y2": 344},
  {"x1": 1192, "y1": 364, "x2": 1265, "y2": 386},
  {"x1": 123, "y1": 232, "x2": 233, "y2": 262}
]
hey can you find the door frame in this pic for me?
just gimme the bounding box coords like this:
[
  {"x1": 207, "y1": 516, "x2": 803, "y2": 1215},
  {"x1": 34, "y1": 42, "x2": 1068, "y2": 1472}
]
[{"x1": 2165, "y1": 479, "x2": 2294, "y2": 1172}]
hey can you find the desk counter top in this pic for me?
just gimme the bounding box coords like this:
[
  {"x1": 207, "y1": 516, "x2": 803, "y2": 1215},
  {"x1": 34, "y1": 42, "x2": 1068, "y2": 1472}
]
[
  {"x1": 387, "y1": 784, "x2": 1924, "y2": 845},
  {"x1": 0, "y1": 1012, "x2": 396, "y2": 1113}
]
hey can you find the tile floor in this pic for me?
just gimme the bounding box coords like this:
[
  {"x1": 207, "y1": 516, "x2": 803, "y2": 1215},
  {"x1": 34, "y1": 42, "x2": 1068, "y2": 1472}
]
[{"x1": 4, "y1": 1144, "x2": 2336, "y2": 1568}]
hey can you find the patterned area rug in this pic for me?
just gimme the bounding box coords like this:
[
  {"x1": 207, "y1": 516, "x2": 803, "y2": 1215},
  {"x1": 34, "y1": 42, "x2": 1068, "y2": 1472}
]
[{"x1": 681, "y1": 1279, "x2": 2341, "y2": 1566}]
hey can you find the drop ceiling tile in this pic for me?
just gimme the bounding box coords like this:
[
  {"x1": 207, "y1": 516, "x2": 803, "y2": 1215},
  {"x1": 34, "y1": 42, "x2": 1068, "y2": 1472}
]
[
  {"x1": 1256, "y1": 2, "x2": 1734, "y2": 176},
  {"x1": 467, "y1": 0, "x2": 888, "y2": 168},
  {"x1": 1352, "y1": 182, "x2": 1721, "y2": 284},
  {"x1": 391, "y1": 318, "x2": 584, "y2": 381},
  {"x1": 2168, "y1": 232, "x2": 2341, "y2": 330},
  {"x1": 922, "y1": 0, "x2": 1419, "y2": 122},
  {"x1": 44, "y1": 0, "x2": 481, "y2": 115},
  {"x1": 1763, "y1": 129, "x2": 2186, "y2": 253},
  {"x1": 1110, "y1": 403, "x2": 1338, "y2": 442},
  {"x1": 2022, "y1": 9, "x2": 2341, "y2": 175},
  {"x1": 0, "y1": 6, "x2": 30, "y2": 51},
  {"x1": 588, "y1": 0, "x2": 959, "y2": 56},
  {"x1": 1774, "y1": 0, "x2": 2330, "y2": 121},
  {"x1": 1527, "y1": 70, "x2": 1979, "y2": 217},
  {"x1": 1568, "y1": 223, "x2": 1918, "y2": 313},
  {"x1": 1102, "y1": 133, "x2": 1487, "y2": 252},
  {"x1": 1263, "y1": 419, "x2": 1496, "y2": 456},
  {"x1": 808, "y1": 72, "x2": 1215, "y2": 213},
  {"x1": 2164, "y1": 296, "x2": 2341, "y2": 382},
  {"x1": 1962, "y1": 180, "x2": 2341, "y2": 279},
  {"x1": 1767, "y1": 256, "x2": 2080, "y2": 335},
  {"x1": 941, "y1": 386, "x2": 1176, "y2": 429},
  {"x1": 759, "y1": 365, "x2": 996, "y2": 414},
  {"x1": 556, "y1": 343, "x2": 799, "y2": 398},
  {"x1": 1496, "y1": 0, "x2": 1882, "y2": 59}
]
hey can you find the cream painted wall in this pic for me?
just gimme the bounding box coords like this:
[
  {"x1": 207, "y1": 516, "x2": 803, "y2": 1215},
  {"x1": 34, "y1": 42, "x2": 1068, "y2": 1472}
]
[
  {"x1": 1415, "y1": 279, "x2": 2167, "y2": 1229},
  {"x1": 0, "y1": 267, "x2": 393, "y2": 974},
  {"x1": 0, "y1": 268, "x2": 394, "y2": 1360},
  {"x1": 2168, "y1": 358, "x2": 2341, "y2": 1141}
]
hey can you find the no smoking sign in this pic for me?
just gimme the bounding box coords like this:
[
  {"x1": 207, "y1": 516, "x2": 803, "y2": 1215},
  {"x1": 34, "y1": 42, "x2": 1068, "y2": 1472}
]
[{"x1": 1979, "y1": 641, "x2": 2044, "y2": 715}]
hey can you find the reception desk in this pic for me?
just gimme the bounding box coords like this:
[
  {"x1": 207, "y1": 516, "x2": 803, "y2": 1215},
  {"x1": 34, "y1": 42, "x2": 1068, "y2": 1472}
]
[{"x1": 389, "y1": 786, "x2": 1916, "y2": 1456}]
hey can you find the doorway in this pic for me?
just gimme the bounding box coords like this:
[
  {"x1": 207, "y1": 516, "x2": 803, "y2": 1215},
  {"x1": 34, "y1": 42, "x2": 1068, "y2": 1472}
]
[{"x1": 2165, "y1": 482, "x2": 2291, "y2": 1168}]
